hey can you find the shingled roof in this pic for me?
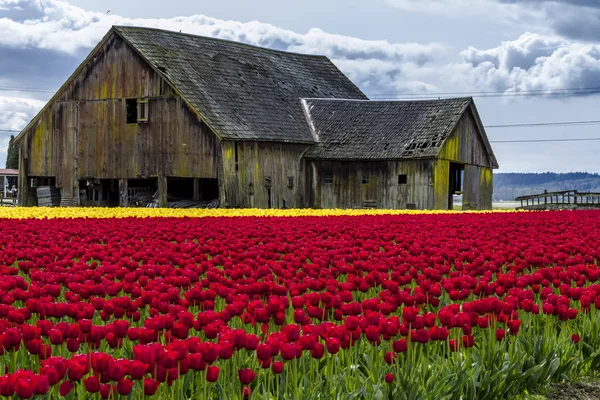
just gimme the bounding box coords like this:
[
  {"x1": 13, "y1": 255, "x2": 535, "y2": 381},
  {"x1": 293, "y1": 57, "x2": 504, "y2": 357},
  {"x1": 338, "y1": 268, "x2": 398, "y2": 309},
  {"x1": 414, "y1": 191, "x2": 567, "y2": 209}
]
[
  {"x1": 113, "y1": 26, "x2": 368, "y2": 143},
  {"x1": 302, "y1": 97, "x2": 498, "y2": 166}
]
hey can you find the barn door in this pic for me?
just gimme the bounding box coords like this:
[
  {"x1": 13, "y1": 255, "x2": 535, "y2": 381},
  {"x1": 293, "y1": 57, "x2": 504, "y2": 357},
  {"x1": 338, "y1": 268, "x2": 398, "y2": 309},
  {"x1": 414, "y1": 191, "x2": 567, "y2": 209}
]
[{"x1": 448, "y1": 163, "x2": 464, "y2": 210}]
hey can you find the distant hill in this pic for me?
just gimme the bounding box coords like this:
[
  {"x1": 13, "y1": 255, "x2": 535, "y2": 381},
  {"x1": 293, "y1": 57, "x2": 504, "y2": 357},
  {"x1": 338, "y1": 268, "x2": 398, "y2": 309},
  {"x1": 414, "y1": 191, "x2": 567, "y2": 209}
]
[{"x1": 493, "y1": 172, "x2": 600, "y2": 201}]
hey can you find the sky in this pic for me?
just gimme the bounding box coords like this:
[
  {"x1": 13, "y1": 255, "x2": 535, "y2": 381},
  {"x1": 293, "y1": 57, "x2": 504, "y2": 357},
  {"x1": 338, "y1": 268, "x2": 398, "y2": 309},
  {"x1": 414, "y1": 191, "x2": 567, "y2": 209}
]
[{"x1": 1, "y1": 0, "x2": 600, "y2": 172}]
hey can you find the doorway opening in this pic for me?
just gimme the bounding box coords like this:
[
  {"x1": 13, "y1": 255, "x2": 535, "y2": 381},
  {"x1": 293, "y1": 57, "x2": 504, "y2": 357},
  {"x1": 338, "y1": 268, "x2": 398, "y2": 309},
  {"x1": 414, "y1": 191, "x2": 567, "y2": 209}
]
[
  {"x1": 448, "y1": 163, "x2": 464, "y2": 210},
  {"x1": 79, "y1": 179, "x2": 119, "y2": 207},
  {"x1": 127, "y1": 178, "x2": 158, "y2": 207}
]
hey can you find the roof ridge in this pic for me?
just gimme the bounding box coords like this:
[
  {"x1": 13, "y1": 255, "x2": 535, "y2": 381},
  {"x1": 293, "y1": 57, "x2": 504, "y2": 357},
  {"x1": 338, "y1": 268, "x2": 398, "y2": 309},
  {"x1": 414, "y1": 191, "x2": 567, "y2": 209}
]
[
  {"x1": 303, "y1": 97, "x2": 473, "y2": 103},
  {"x1": 113, "y1": 25, "x2": 329, "y2": 59}
]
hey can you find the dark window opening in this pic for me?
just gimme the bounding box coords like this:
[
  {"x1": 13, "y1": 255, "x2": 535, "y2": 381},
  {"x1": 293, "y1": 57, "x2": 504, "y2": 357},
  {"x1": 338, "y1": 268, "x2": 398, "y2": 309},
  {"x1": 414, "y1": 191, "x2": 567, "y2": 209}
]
[
  {"x1": 398, "y1": 174, "x2": 407, "y2": 185},
  {"x1": 267, "y1": 187, "x2": 272, "y2": 209},
  {"x1": 234, "y1": 142, "x2": 239, "y2": 172},
  {"x1": 126, "y1": 99, "x2": 149, "y2": 124},
  {"x1": 287, "y1": 176, "x2": 294, "y2": 188},
  {"x1": 362, "y1": 172, "x2": 370, "y2": 185},
  {"x1": 324, "y1": 173, "x2": 333, "y2": 184},
  {"x1": 126, "y1": 99, "x2": 137, "y2": 124}
]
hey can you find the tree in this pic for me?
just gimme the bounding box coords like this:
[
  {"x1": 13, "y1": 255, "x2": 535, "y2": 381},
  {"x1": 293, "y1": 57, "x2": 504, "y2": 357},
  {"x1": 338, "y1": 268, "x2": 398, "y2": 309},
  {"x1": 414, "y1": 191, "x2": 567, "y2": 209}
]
[{"x1": 5, "y1": 135, "x2": 18, "y2": 170}]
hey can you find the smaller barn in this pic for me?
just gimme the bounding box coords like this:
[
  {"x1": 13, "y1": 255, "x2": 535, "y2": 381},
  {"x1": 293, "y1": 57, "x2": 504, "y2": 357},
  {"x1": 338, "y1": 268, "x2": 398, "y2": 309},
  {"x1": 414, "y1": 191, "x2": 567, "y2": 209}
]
[{"x1": 302, "y1": 98, "x2": 498, "y2": 210}]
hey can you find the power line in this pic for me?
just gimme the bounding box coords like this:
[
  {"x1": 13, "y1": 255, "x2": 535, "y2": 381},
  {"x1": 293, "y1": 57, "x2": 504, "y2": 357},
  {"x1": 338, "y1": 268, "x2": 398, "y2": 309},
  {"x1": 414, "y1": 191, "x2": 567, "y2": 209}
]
[
  {"x1": 368, "y1": 86, "x2": 600, "y2": 99},
  {"x1": 486, "y1": 120, "x2": 600, "y2": 129},
  {"x1": 4, "y1": 119, "x2": 600, "y2": 133},
  {"x1": 0, "y1": 87, "x2": 55, "y2": 94},
  {"x1": 3, "y1": 85, "x2": 600, "y2": 98},
  {"x1": 490, "y1": 138, "x2": 600, "y2": 143}
]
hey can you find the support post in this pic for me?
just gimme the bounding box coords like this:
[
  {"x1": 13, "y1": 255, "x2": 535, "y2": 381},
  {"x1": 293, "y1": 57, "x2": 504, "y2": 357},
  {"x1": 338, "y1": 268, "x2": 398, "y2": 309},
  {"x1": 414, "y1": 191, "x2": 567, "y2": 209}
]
[
  {"x1": 119, "y1": 179, "x2": 128, "y2": 207},
  {"x1": 158, "y1": 176, "x2": 168, "y2": 208},
  {"x1": 193, "y1": 178, "x2": 200, "y2": 201}
]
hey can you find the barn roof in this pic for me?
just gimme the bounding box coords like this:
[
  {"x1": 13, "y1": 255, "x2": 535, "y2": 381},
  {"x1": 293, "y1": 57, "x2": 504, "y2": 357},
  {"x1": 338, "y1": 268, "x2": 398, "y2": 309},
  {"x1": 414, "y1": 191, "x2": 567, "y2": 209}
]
[
  {"x1": 302, "y1": 97, "x2": 498, "y2": 167},
  {"x1": 113, "y1": 26, "x2": 367, "y2": 143}
]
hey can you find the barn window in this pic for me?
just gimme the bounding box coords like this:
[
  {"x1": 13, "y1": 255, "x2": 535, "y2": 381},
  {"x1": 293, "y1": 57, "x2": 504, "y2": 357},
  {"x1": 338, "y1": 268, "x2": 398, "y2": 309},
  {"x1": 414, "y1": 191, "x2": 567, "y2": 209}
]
[
  {"x1": 234, "y1": 142, "x2": 239, "y2": 172},
  {"x1": 126, "y1": 99, "x2": 148, "y2": 124},
  {"x1": 287, "y1": 176, "x2": 294, "y2": 188},
  {"x1": 398, "y1": 174, "x2": 407, "y2": 185},
  {"x1": 362, "y1": 172, "x2": 370, "y2": 185},
  {"x1": 137, "y1": 99, "x2": 148, "y2": 122},
  {"x1": 324, "y1": 173, "x2": 333, "y2": 184}
]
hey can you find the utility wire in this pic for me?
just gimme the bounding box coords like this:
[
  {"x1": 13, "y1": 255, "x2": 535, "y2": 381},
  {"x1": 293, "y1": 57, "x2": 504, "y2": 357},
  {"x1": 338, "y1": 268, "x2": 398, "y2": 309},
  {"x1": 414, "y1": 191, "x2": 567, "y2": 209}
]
[
  {"x1": 485, "y1": 120, "x2": 600, "y2": 129},
  {"x1": 0, "y1": 87, "x2": 56, "y2": 94},
  {"x1": 368, "y1": 86, "x2": 600, "y2": 99},
  {"x1": 5, "y1": 119, "x2": 600, "y2": 133},
  {"x1": 490, "y1": 138, "x2": 600, "y2": 143},
  {"x1": 4, "y1": 85, "x2": 600, "y2": 98}
]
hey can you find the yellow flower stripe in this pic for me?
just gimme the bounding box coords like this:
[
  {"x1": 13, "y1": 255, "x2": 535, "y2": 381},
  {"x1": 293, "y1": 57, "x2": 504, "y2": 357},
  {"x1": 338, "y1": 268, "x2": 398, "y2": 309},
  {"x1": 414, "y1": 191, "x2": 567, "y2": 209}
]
[{"x1": 0, "y1": 207, "x2": 521, "y2": 219}]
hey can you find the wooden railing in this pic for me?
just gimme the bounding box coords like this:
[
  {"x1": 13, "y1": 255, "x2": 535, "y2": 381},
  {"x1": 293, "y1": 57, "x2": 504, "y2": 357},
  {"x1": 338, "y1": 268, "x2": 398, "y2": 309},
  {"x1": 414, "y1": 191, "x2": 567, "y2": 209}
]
[{"x1": 515, "y1": 190, "x2": 600, "y2": 210}]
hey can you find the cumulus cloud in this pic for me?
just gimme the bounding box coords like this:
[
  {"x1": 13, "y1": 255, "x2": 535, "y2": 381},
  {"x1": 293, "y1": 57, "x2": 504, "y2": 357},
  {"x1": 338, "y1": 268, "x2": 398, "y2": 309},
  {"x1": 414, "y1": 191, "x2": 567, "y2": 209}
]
[
  {"x1": 384, "y1": 0, "x2": 600, "y2": 42},
  {"x1": 0, "y1": 0, "x2": 448, "y2": 101},
  {"x1": 0, "y1": 0, "x2": 444, "y2": 62},
  {"x1": 455, "y1": 32, "x2": 600, "y2": 93},
  {"x1": 0, "y1": 95, "x2": 45, "y2": 131}
]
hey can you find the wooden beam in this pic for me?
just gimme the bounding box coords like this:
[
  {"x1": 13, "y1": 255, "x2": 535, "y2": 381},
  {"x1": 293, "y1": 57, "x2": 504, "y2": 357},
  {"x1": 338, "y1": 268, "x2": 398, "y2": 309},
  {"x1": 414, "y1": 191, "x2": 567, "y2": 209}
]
[
  {"x1": 119, "y1": 179, "x2": 128, "y2": 207},
  {"x1": 158, "y1": 176, "x2": 168, "y2": 208},
  {"x1": 193, "y1": 178, "x2": 200, "y2": 201}
]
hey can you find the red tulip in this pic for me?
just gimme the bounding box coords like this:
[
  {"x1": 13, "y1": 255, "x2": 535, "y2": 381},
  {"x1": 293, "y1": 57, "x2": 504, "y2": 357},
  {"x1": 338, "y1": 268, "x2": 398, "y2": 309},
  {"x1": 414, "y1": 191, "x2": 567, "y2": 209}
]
[
  {"x1": 84, "y1": 376, "x2": 101, "y2": 393},
  {"x1": 206, "y1": 366, "x2": 220, "y2": 382},
  {"x1": 496, "y1": 329, "x2": 506, "y2": 341},
  {"x1": 385, "y1": 373, "x2": 394, "y2": 384},
  {"x1": 2, "y1": 328, "x2": 21, "y2": 351},
  {"x1": 238, "y1": 368, "x2": 256, "y2": 385},
  {"x1": 144, "y1": 378, "x2": 160, "y2": 396},
  {"x1": 59, "y1": 380, "x2": 74, "y2": 396},
  {"x1": 117, "y1": 379, "x2": 134, "y2": 396},
  {"x1": 272, "y1": 361, "x2": 284, "y2": 374},
  {"x1": 14, "y1": 378, "x2": 33, "y2": 399}
]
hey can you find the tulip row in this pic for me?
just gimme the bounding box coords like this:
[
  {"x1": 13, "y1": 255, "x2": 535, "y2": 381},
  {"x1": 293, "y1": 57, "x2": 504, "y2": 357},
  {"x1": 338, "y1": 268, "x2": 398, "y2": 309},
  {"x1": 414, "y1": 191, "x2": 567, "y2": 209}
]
[
  {"x1": 0, "y1": 211, "x2": 598, "y2": 399},
  {"x1": 0, "y1": 206, "x2": 510, "y2": 219}
]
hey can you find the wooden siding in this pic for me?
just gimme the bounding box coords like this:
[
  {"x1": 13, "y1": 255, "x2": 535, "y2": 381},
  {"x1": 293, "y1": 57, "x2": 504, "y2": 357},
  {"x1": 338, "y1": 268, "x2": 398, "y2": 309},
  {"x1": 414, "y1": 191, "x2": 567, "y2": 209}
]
[
  {"x1": 18, "y1": 32, "x2": 219, "y2": 205},
  {"x1": 221, "y1": 141, "x2": 309, "y2": 208},
  {"x1": 437, "y1": 109, "x2": 494, "y2": 168},
  {"x1": 308, "y1": 160, "x2": 434, "y2": 210},
  {"x1": 434, "y1": 109, "x2": 495, "y2": 210}
]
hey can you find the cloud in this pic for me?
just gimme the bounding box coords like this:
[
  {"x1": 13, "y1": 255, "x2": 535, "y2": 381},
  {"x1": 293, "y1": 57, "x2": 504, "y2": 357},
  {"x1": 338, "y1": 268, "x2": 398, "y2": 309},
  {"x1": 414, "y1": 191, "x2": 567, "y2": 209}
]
[
  {"x1": 0, "y1": 0, "x2": 444, "y2": 62},
  {"x1": 0, "y1": 0, "x2": 447, "y2": 101},
  {"x1": 454, "y1": 32, "x2": 600, "y2": 93},
  {"x1": 0, "y1": 95, "x2": 45, "y2": 131},
  {"x1": 384, "y1": 0, "x2": 600, "y2": 42}
]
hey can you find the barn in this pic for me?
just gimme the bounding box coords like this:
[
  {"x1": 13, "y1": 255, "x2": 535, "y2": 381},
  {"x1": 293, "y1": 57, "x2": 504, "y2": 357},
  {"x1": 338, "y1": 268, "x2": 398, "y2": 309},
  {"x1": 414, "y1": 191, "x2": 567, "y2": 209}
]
[{"x1": 16, "y1": 25, "x2": 498, "y2": 210}]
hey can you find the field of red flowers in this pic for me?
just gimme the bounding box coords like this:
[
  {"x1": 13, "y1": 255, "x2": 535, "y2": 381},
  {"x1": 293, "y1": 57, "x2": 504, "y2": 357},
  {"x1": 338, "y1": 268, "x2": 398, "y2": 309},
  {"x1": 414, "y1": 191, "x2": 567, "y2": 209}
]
[{"x1": 1, "y1": 211, "x2": 600, "y2": 399}]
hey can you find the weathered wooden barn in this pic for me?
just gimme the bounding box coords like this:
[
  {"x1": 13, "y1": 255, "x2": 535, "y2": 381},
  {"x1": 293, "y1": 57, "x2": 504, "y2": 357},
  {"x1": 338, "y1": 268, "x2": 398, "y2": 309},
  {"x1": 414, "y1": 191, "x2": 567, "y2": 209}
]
[{"x1": 16, "y1": 26, "x2": 498, "y2": 210}]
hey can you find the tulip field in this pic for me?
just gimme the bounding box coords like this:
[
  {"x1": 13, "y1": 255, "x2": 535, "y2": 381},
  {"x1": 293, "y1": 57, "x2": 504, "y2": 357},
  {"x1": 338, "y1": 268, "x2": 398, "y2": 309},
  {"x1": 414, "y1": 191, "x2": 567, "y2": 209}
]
[{"x1": 1, "y1": 208, "x2": 600, "y2": 399}]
